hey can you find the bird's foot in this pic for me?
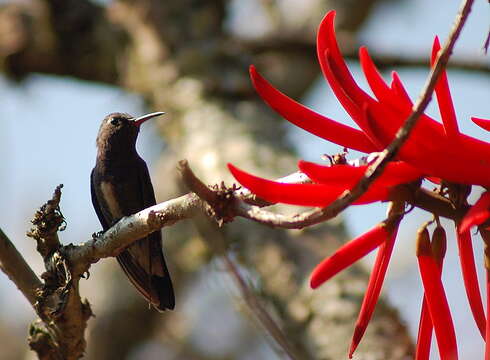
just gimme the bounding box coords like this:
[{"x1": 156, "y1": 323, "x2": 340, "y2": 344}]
[{"x1": 91, "y1": 231, "x2": 105, "y2": 240}]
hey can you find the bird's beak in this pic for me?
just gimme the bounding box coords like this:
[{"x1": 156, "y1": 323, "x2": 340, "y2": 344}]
[{"x1": 133, "y1": 111, "x2": 166, "y2": 127}]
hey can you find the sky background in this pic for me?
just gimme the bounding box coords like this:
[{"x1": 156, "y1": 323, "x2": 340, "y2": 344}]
[{"x1": 0, "y1": 0, "x2": 489, "y2": 358}]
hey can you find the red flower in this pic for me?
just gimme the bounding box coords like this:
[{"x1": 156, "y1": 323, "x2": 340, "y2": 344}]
[{"x1": 229, "y1": 10, "x2": 490, "y2": 359}]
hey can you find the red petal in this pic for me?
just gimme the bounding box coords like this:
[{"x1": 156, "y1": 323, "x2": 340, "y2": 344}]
[
  {"x1": 249, "y1": 66, "x2": 376, "y2": 153},
  {"x1": 317, "y1": 12, "x2": 384, "y2": 147},
  {"x1": 310, "y1": 223, "x2": 392, "y2": 289},
  {"x1": 299, "y1": 160, "x2": 422, "y2": 187},
  {"x1": 459, "y1": 191, "x2": 490, "y2": 234},
  {"x1": 390, "y1": 72, "x2": 413, "y2": 106},
  {"x1": 417, "y1": 248, "x2": 458, "y2": 360},
  {"x1": 317, "y1": 11, "x2": 368, "y2": 106},
  {"x1": 321, "y1": 51, "x2": 381, "y2": 145},
  {"x1": 456, "y1": 228, "x2": 486, "y2": 338},
  {"x1": 359, "y1": 47, "x2": 407, "y2": 113},
  {"x1": 322, "y1": 49, "x2": 414, "y2": 155},
  {"x1": 415, "y1": 299, "x2": 433, "y2": 360},
  {"x1": 349, "y1": 228, "x2": 398, "y2": 358},
  {"x1": 431, "y1": 37, "x2": 460, "y2": 140},
  {"x1": 228, "y1": 164, "x2": 389, "y2": 207},
  {"x1": 472, "y1": 117, "x2": 490, "y2": 132},
  {"x1": 359, "y1": 47, "x2": 391, "y2": 102}
]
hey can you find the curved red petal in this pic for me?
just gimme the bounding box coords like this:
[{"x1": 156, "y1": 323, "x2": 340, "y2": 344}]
[
  {"x1": 317, "y1": 11, "x2": 366, "y2": 104},
  {"x1": 321, "y1": 51, "x2": 380, "y2": 144},
  {"x1": 415, "y1": 299, "x2": 433, "y2": 360},
  {"x1": 460, "y1": 192, "x2": 490, "y2": 234},
  {"x1": 249, "y1": 66, "x2": 376, "y2": 153},
  {"x1": 359, "y1": 47, "x2": 407, "y2": 113},
  {"x1": 456, "y1": 228, "x2": 486, "y2": 338},
  {"x1": 228, "y1": 163, "x2": 389, "y2": 207},
  {"x1": 417, "y1": 253, "x2": 458, "y2": 360},
  {"x1": 359, "y1": 47, "x2": 390, "y2": 101},
  {"x1": 431, "y1": 37, "x2": 460, "y2": 140},
  {"x1": 310, "y1": 223, "x2": 391, "y2": 289},
  {"x1": 471, "y1": 117, "x2": 490, "y2": 132},
  {"x1": 349, "y1": 227, "x2": 398, "y2": 358},
  {"x1": 317, "y1": 12, "x2": 385, "y2": 148},
  {"x1": 390, "y1": 72, "x2": 413, "y2": 106}
]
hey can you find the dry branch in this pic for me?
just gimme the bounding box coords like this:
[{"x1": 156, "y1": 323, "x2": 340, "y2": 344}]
[{"x1": 0, "y1": 228, "x2": 42, "y2": 307}]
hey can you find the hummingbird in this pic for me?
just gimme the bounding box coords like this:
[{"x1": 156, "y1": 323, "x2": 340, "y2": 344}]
[{"x1": 91, "y1": 111, "x2": 175, "y2": 311}]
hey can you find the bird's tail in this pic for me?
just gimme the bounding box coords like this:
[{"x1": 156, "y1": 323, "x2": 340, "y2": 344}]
[{"x1": 116, "y1": 234, "x2": 175, "y2": 311}]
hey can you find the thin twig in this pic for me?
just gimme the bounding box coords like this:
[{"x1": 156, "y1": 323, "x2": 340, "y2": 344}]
[
  {"x1": 0, "y1": 228, "x2": 42, "y2": 307},
  {"x1": 178, "y1": 160, "x2": 219, "y2": 204},
  {"x1": 483, "y1": 29, "x2": 490, "y2": 54},
  {"x1": 238, "y1": 39, "x2": 490, "y2": 75},
  {"x1": 235, "y1": 0, "x2": 474, "y2": 229},
  {"x1": 222, "y1": 253, "x2": 303, "y2": 360}
]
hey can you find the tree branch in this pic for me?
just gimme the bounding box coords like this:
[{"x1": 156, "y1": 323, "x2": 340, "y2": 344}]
[
  {"x1": 240, "y1": 38, "x2": 490, "y2": 75},
  {"x1": 0, "y1": 186, "x2": 96, "y2": 360},
  {"x1": 66, "y1": 192, "x2": 204, "y2": 276},
  {"x1": 0, "y1": 0, "x2": 124, "y2": 83},
  {"x1": 0, "y1": 228, "x2": 42, "y2": 307}
]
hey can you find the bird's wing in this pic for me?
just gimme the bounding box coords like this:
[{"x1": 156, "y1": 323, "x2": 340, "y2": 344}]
[
  {"x1": 116, "y1": 159, "x2": 175, "y2": 311},
  {"x1": 90, "y1": 167, "x2": 110, "y2": 230}
]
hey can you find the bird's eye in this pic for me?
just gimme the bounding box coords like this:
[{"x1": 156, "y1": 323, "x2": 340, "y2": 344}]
[{"x1": 110, "y1": 118, "x2": 119, "y2": 126}]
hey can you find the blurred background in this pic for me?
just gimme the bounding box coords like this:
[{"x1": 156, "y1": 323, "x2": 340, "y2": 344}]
[{"x1": 0, "y1": 0, "x2": 488, "y2": 359}]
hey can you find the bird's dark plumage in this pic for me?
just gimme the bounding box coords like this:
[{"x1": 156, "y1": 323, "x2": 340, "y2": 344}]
[{"x1": 91, "y1": 112, "x2": 174, "y2": 311}]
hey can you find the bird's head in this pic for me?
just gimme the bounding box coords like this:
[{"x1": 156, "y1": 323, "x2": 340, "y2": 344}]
[{"x1": 96, "y1": 112, "x2": 164, "y2": 157}]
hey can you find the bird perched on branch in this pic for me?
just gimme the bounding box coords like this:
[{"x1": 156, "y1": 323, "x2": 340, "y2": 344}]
[{"x1": 91, "y1": 111, "x2": 175, "y2": 311}]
